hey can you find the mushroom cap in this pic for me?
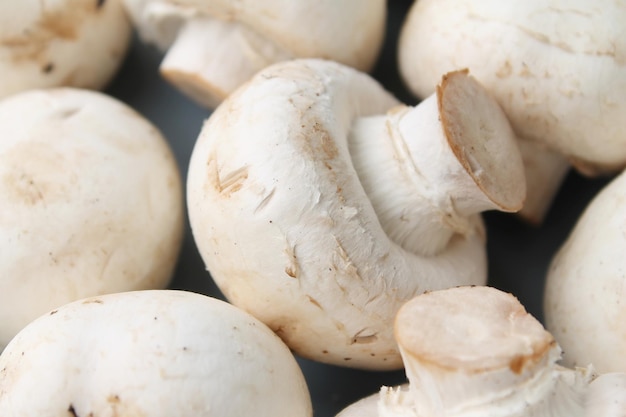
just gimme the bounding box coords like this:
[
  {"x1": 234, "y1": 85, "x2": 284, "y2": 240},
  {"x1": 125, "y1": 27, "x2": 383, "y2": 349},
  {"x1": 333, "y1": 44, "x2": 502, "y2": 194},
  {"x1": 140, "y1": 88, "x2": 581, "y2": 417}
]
[
  {"x1": 187, "y1": 59, "x2": 489, "y2": 369},
  {"x1": 0, "y1": 88, "x2": 184, "y2": 349},
  {"x1": 0, "y1": 290, "x2": 313, "y2": 417},
  {"x1": 0, "y1": 0, "x2": 132, "y2": 100},
  {"x1": 544, "y1": 169, "x2": 626, "y2": 373},
  {"x1": 398, "y1": 0, "x2": 626, "y2": 172},
  {"x1": 123, "y1": 0, "x2": 386, "y2": 72}
]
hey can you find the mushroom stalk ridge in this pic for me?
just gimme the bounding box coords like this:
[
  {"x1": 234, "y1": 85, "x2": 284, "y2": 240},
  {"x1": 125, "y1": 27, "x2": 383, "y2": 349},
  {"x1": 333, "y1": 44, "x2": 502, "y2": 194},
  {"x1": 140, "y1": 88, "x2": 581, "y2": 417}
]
[
  {"x1": 160, "y1": 15, "x2": 291, "y2": 107},
  {"x1": 349, "y1": 71, "x2": 525, "y2": 256},
  {"x1": 382, "y1": 350, "x2": 593, "y2": 417}
]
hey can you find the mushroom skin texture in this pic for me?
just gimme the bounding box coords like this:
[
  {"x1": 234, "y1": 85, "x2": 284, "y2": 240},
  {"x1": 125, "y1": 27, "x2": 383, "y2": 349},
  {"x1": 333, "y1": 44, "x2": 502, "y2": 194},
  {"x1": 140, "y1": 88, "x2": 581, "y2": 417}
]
[
  {"x1": 0, "y1": 0, "x2": 132, "y2": 100},
  {"x1": 187, "y1": 59, "x2": 526, "y2": 369},
  {"x1": 398, "y1": 0, "x2": 626, "y2": 223},
  {"x1": 121, "y1": 0, "x2": 386, "y2": 107},
  {"x1": 544, "y1": 170, "x2": 626, "y2": 374},
  {"x1": 0, "y1": 290, "x2": 313, "y2": 417},
  {"x1": 337, "y1": 286, "x2": 624, "y2": 417},
  {"x1": 0, "y1": 88, "x2": 184, "y2": 350}
]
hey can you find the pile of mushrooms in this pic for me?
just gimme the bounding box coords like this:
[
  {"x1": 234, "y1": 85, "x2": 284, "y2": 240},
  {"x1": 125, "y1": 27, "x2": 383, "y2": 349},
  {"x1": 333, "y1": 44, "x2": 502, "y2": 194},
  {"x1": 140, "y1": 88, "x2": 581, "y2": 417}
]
[
  {"x1": 0, "y1": 0, "x2": 131, "y2": 99},
  {"x1": 398, "y1": 0, "x2": 626, "y2": 223},
  {"x1": 0, "y1": 290, "x2": 313, "y2": 416},
  {"x1": 187, "y1": 58, "x2": 526, "y2": 369},
  {"x1": 0, "y1": 88, "x2": 183, "y2": 350},
  {"x1": 1, "y1": 1, "x2": 624, "y2": 416},
  {"x1": 544, "y1": 168, "x2": 626, "y2": 374},
  {"x1": 337, "y1": 286, "x2": 626, "y2": 417},
  {"x1": 121, "y1": 0, "x2": 386, "y2": 107}
]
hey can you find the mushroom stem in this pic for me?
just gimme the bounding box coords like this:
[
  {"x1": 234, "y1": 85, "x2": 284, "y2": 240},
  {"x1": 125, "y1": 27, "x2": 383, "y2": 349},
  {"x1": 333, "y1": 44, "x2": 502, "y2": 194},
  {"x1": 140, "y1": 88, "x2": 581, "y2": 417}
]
[
  {"x1": 585, "y1": 373, "x2": 626, "y2": 417},
  {"x1": 348, "y1": 71, "x2": 525, "y2": 256},
  {"x1": 516, "y1": 139, "x2": 571, "y2": 224},
  {"x1": 160, "y1": 16, "x2": 291, "y2": 108},
  {"x1": 384, "y1": 287, "x2": 593, "y2": 417}
]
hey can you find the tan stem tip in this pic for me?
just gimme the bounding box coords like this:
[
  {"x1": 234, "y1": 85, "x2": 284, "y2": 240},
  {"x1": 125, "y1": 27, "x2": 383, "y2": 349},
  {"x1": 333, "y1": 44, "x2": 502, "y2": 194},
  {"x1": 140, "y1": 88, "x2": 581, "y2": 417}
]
[
  {"x1": 438, "y1": 70, "x2": 526, "y2": 213},
  {"x1": 395, "y1": 286, "x2": 554, "y2": 374}
]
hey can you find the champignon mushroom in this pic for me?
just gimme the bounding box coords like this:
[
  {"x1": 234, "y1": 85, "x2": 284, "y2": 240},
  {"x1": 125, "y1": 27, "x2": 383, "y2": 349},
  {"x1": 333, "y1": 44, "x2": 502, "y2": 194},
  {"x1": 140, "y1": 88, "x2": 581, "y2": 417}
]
[
  {"x1": 187, "y1": 59, "x2": 526, "y2": 369},
  {"x1": 337, "y1": 286, "x2": 625, "y2": 417},
  {"x1": 544, "y1": 169, "x2": 626, "y2": 374},
  {"x1": 0, "y1": 290, "x2": 313, "y2": 417},
  {"x1": 0, "y1": 0, "x2": 131, "y2": 100},
  {"x1": 397, "y1": 0, "x2": 626, "y2": 223},
  {"x1": 121, "y1": 0, "x2": 386, "y2": 107},
  {"x1": 0, "y1": 88, "x2": 183, "y2": 350}
]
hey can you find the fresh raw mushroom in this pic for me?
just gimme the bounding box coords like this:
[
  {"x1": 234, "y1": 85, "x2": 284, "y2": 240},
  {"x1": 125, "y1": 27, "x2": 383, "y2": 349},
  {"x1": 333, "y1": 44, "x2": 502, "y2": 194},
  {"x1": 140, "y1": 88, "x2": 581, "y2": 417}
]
[
  {"x1": 0, "y1": 88, "x2": 183, "y2": 350},
  {"x1": 397, "y1": 0, "x2": 626, "y2": 223},
  {"x1": 121, "y1": 0, "x2": 386, "y2": 107},
  {"x1": 544, "y1": 169, "x2": 626, "y2": 374},
  {"x1": 0, "y1": 0, "x2": 132, "y2": 100},
  {"x1": 0, "y1": 290, "x2": 313, "y2": 417},
  {"x1": 187, "y1": 59, "x2": 526, "y2": 369},
  {"x1": 337, "y1": 286, "x2": 625, "y2": 417}
]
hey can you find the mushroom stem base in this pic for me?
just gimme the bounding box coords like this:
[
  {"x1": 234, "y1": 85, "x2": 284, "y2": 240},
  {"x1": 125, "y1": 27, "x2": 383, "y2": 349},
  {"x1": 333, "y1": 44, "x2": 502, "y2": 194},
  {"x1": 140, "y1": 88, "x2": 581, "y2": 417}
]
[{"x1": 160, "y1": 16, "x2": 291, "y2": 108}]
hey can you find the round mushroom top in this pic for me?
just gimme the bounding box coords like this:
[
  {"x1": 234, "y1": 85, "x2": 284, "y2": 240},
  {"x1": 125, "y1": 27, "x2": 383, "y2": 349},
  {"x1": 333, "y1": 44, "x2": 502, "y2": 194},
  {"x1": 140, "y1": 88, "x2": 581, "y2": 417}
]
[
  {"x1": 544, "y1": 169, "x2": 626, "y2": 374},
  {"x1": 0, "y1": 0, "x2": 131, "y2": 99},
  {"x1": 124, "y1": 0, "x2": 386, "y2": 71},
  {"x1": 0, "y1": 290, "x2": 312, "y2": 417},
  {"x1": 395, "y1": 286, "x2": 556, "y2": 374},
  {"x1": 0, "y1": 87, "x2": 184, "y2": 349}
]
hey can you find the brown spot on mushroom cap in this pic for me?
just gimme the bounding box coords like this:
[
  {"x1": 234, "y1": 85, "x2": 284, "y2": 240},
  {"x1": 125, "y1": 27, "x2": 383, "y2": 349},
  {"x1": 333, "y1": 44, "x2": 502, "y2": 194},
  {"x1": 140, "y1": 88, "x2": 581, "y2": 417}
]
[
  {"x1": 1, "y1": 1, "x2": 105, "y2": 63},
  {"x1": 495, "y1": 60, "x2": 513, "y2": 78},
  {"x1": 1, "y1": 142, "x2": 73, "y2": 206},
  {"x1": 82, "y1": 299, "x2": 103, "y2": 304},
  {"x1": 395, "y1": 286, "x2": 556, "y2": 375},
  {"x1": 206, "y1": 156, "x2": 249, "y2": 197}
]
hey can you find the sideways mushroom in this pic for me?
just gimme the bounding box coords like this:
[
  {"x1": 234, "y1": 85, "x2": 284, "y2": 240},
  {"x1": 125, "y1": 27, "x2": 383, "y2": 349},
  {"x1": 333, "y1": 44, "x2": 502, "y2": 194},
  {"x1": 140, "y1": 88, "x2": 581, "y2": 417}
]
[
  {"x1": 187, "y1": 59, "x2": 526, "y2": 369},
  {"x1": 397, "y1": 0, "x2": 626, "y2": 223},
  {"x1": 121, "y1": 0, "x2": 386, "y2": 107},
  {"x1": 0, "y1": 88, "x2": 183, "y2": 350},
  {"x1": 544, "y1": 169, "x2": 626, "y2": 374},
  {"x1": 0, "y1": 0, "x2": 131, "y2": 100},
  {"x1": 0, "y1": 290, "x2": 313, "y2": 416},
  {"x1": 337, "y1": 286, "x2": 625, "y2": 417}
]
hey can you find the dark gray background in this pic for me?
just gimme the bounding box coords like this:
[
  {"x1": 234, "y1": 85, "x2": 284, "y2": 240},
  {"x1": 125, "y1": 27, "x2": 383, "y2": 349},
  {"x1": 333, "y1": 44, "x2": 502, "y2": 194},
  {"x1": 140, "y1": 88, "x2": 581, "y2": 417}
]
[{"x1": 105, "y1": 1, "x2": 611, "y2": 415}]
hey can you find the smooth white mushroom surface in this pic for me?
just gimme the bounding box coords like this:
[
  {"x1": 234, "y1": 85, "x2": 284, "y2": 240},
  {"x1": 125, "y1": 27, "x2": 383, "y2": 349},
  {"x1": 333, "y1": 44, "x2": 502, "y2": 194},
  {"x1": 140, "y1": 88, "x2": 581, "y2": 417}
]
[
  {"x1": 0, "y1": 0, "x2": 131, "y2": 100},
  {"x1": 398, "y1": 0, "x2": 626, "y2": 223},
  {"x1": 336, "y1": 286, "x2": 624, "y2": 417},
  {"x1": 187, "y1": 59, "x2": 526, "y2": 369},
  {"x1": 0, "y1": 290, "x2": 313, "y2": 417},
  {"x1": 0, "y1": 88, "x2": 183, "y2": 350},
  {"x1": 121, "y1": 0, "x2": 387, "y2": 107},
  {"x1": 544, "y1": 169, "x2": 626, "y2": 374}
]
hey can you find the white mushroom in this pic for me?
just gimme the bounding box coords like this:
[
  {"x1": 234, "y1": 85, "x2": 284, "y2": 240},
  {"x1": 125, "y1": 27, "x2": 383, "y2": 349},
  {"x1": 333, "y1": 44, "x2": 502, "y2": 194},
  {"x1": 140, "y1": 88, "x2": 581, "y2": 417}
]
[
  {"x1": 397, "y1": 0, "x2": 626, "y2": 223},
  {"x1": 0, "y1": 88, "x2": 183, "y2": 350},
  {"x1": 0, "y1": 0, "x2": 132, "y2": 100},
  {"x1": 187, "y1": 59, "x2": 526, "y2": 369},
  {"x1": 337, "y1": 286, "x2": 625, "y2": 417},
  {"x1": 121, "y1": 0, "x2": 386, "y2": 107},
  {"x1": 0, "y1": 290, "x2": 313, "y2": 417},
  {"x1": 544, "y1": 169, "x2": 626, "y2": 374}
]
